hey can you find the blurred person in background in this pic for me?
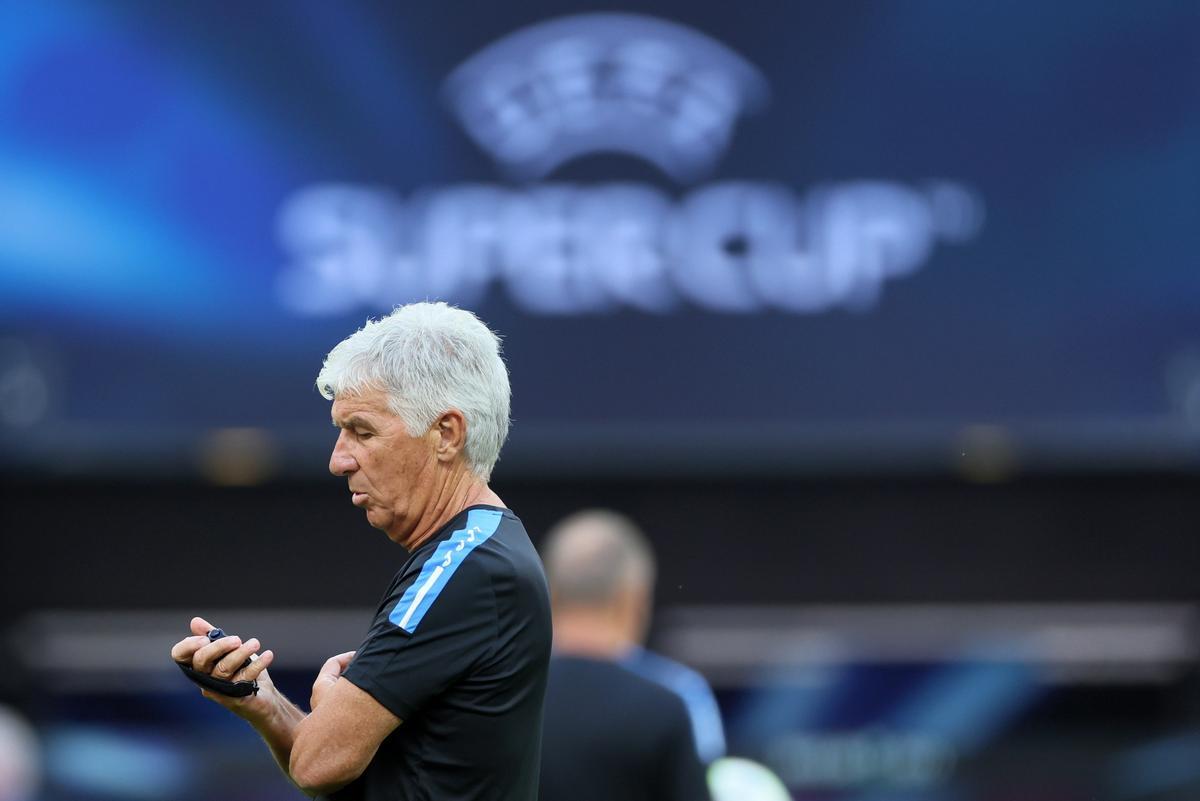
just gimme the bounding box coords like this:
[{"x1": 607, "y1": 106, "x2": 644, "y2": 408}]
[
  {"x1": 538, "y1": 509, "x2": 714, "y2": 801},
  {"x1": 0, "y1": 705, "x2": 40, "y2": 801},
  {"x1": 548, "y1": 509, "x2": 725, "y2": 761},
  {"x1": 170, "y1": 302, "x2": 552, "y2": 800}
]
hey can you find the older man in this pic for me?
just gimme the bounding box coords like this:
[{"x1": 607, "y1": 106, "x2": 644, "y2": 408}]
[{"x1": 170, "y1": 303, "x2": 551, "y2": 801}]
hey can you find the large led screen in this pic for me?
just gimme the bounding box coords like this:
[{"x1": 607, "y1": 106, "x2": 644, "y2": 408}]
[{"x1": 2, "y1": 1, "x2": 1197, "y2": 475}]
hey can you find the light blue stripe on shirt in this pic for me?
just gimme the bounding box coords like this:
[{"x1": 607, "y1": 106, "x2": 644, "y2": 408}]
[
  {"x1": 388, "y1": 508, "x2": 504, "y2": 634},
  {"x1": 623, "y1": 645, "x2": 727, "y2": 764}
]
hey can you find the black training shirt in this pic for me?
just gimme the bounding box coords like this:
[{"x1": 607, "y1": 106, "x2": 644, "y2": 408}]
[
  {"x1": 332, "y1": 505, "x2": 552, "y2": 801},
  {"x1": 540, "y1": 655, "x2": 710, "y2": 801}
]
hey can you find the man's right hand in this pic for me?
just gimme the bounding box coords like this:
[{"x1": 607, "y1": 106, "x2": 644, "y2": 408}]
[{"x1": 171, "y1": 615, "x2": 277, "y2": 722}]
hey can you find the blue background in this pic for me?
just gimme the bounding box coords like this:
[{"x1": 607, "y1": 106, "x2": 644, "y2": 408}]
[{"x1": 1, "y1": 1, "x2": 1197, "y2": 474}]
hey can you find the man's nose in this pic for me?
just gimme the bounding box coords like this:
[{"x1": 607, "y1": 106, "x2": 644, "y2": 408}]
[{"x1": 329, "y1": 431, "x2": 358, "y2": 476}]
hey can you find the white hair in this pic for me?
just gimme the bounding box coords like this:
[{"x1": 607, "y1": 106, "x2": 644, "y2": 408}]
[{"x1": 316, "y1": 302, "x2": 511, "y2": 480}]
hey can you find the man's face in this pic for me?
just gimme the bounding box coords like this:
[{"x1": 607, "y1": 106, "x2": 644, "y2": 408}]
[{"x1": 329, "y1": 387, "x2": 438, "y2": 545}]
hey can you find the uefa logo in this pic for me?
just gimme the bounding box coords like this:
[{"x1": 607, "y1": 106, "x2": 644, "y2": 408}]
[
  {"x1": 276, "y1": 13, "x2": 983, "y2": 316},
  {"x1": 442, "y1": 13, "x2": 770, "y2": 184}
]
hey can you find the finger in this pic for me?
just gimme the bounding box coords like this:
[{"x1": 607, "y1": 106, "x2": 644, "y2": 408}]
[
  {"x1": 199, "y1": 688, "x2": 232, "y2": 706},
  {"x1": 317, "y1": 651, "x2": 356, "y2": 679},
  {"x1": 170, "y1": 635, "x2": 209, "y2": 664},
  {"x1": 191, "y1": 616, "x2": 215, "y2": 637},
  {"x1": 317, "y1": 656, "x2": 341, "y2": 679},
  {"x1": 212, "y1": 638, "x2": 260, "y2": 679},
  {"x1": 192, "y1": 635, "x2": 242, "y2": 673},
  {"x1": 235, "y1": 649, "x2": 274, "y2": 682}
]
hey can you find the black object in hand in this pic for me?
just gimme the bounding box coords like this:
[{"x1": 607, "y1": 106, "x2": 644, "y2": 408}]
[
  {"x1": 207, "y1": 628, "x2": 254, "y2": 670},
  {"x1": 174, "y1": 626, "x2": 259, "y2": 697}
]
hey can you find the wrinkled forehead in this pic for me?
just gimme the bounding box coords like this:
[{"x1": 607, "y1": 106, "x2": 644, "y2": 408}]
[{"x1": 330, "y1": 387, "x2": 395, "y2": 424}]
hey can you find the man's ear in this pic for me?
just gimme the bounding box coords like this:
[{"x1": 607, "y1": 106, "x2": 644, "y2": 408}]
[{"x1": 433, "y1": 409, "x2": 467, "y2": 463}]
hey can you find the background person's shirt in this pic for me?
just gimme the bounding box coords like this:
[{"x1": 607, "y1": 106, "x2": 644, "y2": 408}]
[
  {"x1": 539, "y1": 654, "x2": 709, "y2": 801},
  {"x1": 333, "y1": 506, "x2": 552, "y2": 801},
  {"x1": 622, "y1": 645, "x2": 727, "y2": 764}
]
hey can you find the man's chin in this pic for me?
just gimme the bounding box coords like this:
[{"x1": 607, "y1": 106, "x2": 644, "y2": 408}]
[{"x1": 363, "y1": 508, "x2": 392, "y2": 531}]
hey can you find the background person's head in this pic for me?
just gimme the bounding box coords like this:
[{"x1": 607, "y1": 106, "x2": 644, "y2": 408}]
[
  {"x1": 542, "y1": 509, "x2": 657, "y2": 657},
  {"x1": 318, "y1": 302, "x2": 510, "y2": 544}
]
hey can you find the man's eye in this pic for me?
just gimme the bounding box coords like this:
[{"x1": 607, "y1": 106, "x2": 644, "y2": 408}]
[{"x1": 356, "y1": 430, "x2": 373, "y2": 439}]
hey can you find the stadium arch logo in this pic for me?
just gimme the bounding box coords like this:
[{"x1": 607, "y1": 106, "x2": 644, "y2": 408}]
[{"x1": 441, "y1": 13, "x2": 769, "y2": 184}]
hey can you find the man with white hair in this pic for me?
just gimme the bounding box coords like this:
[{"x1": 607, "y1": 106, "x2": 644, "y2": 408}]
[{"x1": 170, "y1": 302, "x2": 551, "y2": 801}]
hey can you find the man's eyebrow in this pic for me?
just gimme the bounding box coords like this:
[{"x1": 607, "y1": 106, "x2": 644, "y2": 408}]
[{"x1": 332, "y1": 415, "x2": 377, "y2": 430}]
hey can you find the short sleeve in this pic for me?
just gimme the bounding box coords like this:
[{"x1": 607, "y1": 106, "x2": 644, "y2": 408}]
[
  {"x1": 342, "y1": 552, "x2": 499, "y2": 721},
  {"x1": 656, "y1": 694, "x2": 710, "y2": 801},
  {"x1": 676, "y1": 670, "x2": 726, "y2": 763}
]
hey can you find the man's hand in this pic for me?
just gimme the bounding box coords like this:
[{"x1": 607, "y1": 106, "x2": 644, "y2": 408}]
[
  {"x1": 170, "y1": 616, "x2": 276, "y2": 721},
  {"x1": 171, "y1": 616, "x2": 316, "y2": 792},
  {"x1": 311, "y1": 651, "x2": 356, "y2": 711},
  {"x1": 291, "y1": 654, "x2": 400, "y2": 796}
]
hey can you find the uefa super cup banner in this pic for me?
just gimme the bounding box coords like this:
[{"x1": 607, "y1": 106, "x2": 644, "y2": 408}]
[{"x1": 276, "y1": 13, "x2": 984, "y2": 317}]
